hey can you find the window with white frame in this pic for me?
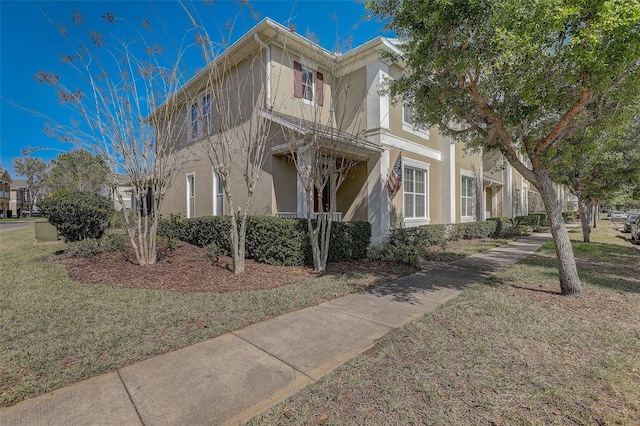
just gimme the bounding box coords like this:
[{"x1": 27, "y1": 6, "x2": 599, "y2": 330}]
[
  {"x1": 186, "y1": 173, "x2": 195, "y2": 218},
  {"x1": 188, "y1": 92, "x2": 212, "y2": 140},
  {"x1": 202, "y1": 93, "x2": 211, "y2": 135},
  {"x1": 190, "y1": 103, "x2": 199, "y2": 139},
  {"x1": 513, "y1": 187, "x2": 521, "y2": 217},
  {"x1": 213, "y1": 172, "x2": 224, "y2": 216},
  {"x1": 403, "y1": 104, "x2": 415, "y2": 126},
  {"x1": 461, "y1": 175, "x2": 475, "y2": 219},
  {"x1": 293, "y1": 60, "x2": 324, "y2": 106},
  {"x1": 402, "y1": 103, "x2": 429, "y2": 138},
  {"x1": 403, "y1": 161, "x2": 429, "y2": 221}
]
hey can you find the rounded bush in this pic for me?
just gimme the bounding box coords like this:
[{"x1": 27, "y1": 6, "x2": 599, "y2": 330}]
[{"x1": 39, "y1": 190, "x2": 113, "y2": 242}]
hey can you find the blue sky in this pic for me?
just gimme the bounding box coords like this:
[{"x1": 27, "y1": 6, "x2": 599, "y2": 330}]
[{"x1": 0, "y1": 0, "x2": 392, "y2": 177}]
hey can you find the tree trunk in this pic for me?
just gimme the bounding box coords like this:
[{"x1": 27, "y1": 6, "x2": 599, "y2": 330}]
[
  {"x1": 593, "y1": 201, "x2": 599, "y2": 229},
  {"x1": 229, "y1": 212, "x2": 245, "y2": 275},
  {"x1": 577, "y1": 195, "x2": 592, "y2": 243},
  {"x1": 537, "y1": 171, "x2": 583, "y2": 297}
]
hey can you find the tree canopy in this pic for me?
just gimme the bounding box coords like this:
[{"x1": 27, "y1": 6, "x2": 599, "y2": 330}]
[
  {"x1": 47, "y1": 149, "x2": 110, "y2": 194},
  {"x1": 368, "y1": 0, "x2": 640, "y2": 297}
]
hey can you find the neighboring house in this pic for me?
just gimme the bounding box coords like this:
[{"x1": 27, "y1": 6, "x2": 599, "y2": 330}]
[
  {"x1": 0, "y1": 169, "x2": 12, "y2": 218},
  {"x1": 112, "y1": 174, "x2": 133, "y2": 211},
  {"x1": 9, "y1": 179, "x2": 31, "y2": 217},
  {"x1": 159, "y1": 18, "x2": 537, "y2": 243}
]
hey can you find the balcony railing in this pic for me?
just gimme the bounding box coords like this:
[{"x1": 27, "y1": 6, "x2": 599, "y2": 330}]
[{"x1": 276, "y1": 212, "x2": 343, "y2": 222}]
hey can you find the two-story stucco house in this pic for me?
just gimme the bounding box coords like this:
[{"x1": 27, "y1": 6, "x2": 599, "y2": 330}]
[
  {"x1": 0, "y1": 169, "x2": 12, "y2": 218},
  {"x1": 160, "y1": 18, "x2": 536, "y2": 243}
]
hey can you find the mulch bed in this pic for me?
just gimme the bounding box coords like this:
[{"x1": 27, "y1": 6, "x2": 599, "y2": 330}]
[{"x1": 48, "y1": 242, "x2": 417, "y2": 293}]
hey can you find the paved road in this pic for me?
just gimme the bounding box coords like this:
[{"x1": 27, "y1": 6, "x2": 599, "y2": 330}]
[{"x1": 0, "y1": 221, "x2": 34, "y2": 232}]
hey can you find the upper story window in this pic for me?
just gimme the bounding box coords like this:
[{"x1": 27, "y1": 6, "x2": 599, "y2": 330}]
[
  {"x1": 294, "y1": 60, "x2": 324, "y2": 106},
  {"x1": 202, "y1": 93, "x2": 211, "y2": 135},
  {"x1": 189, "y1": 92, "x2": 212, "y2": 140},
  {"x1": 402, "y1": 103, "x2": 429, "y2": 139},
  {"x1": 190, "y1": 102, "x2": 199, "y2": 138}
]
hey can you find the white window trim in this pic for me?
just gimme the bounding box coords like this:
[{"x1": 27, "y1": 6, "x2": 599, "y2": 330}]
[
  {"x1": 402, "y1": 104, "x2": 430, "y2": 139},
  {"x1": 186, "y1": 173, "x2": 195, "y2": 218},
  {"x1": 403, "y1": 157, "x2": 430, "y2": 227},
  {"x1": 188, "y1": 91, "x2": 212, "y2": 142},
  {"x1": 460, "y1": 170, "x2": 476, "y2": 222},
  {"x1": 212, "y1": 171, "x2": 224, "y2": 216}
]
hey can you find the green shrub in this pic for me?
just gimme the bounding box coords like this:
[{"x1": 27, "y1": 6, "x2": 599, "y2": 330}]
[
  {"x1": 39, "y1": 190, "x2": 113, "y2": 242},
  {"x1": 245, "y1": 216, "x2": 307, "y2": 266},
  {"x1": 68, "y1": 238, "x2": 102, "y2": 258},
  {"x1": 102, "y1": 233, "x2": 125, "y2": 252},
  {"x1": 158, "y1": 215, "x2": 371, "y2": 267},
  {"x1": 204, "y1": 242, "x2": 221, "y2": 264},
  {"x1": 327, "y1": 220, "x2": 372, "y2": 262},
  {"x1": 562, "y1": 211, "x2": 576, "y2": 222},
  {"x1": 389, "y1": 224, "x2": 447, "y2": 250},
  {"x1": 487, "y1": 217, "x2": 510, "y2": 237},
  {"x1": 448, "y1": 221, "x2": 497, "y2": 240},
  {"x1": 529, "y1": 213, "x2": 548, "y2": 226},
  {"x1": 157, "y1": 235, "x2": 178, "y2": 252},
  {"x1": 160, "y1": 216, "x2": 231, "y2": 254}
]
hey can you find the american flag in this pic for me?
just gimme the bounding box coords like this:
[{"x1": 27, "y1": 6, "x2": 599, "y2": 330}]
[{"x1": 387, "y1": 153, "x2": 402, "y2": 199}]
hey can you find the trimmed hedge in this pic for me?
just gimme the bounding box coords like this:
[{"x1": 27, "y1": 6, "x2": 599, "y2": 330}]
[
  {"x1": 389, "y1": 221, "x2": 497, "y2": 249},
  {"x1": 39, "y1": 190, "x2": 113, "y2": 242},
  {"x1": 447, "y1": 221, "x2": 498, "y2": 240},
  {"x1": 530, "y1": 213, "x2": 548, "y2": 225},
  {"x1": 158, "y1": 215, "x2": 371, "y2": 267},
  {"x1": 487, "y1": 217, "x2": 510, "y2": 237}
]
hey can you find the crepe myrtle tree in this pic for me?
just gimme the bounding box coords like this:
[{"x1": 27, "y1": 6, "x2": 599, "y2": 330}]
[
  {"x1": 33, "y1": 9, "x2": 194, "y2": 266},
  {"x1": 280, "y1": 42, "x2": 371, "y2": 273},
  {"x1": 368, "y1": 0, "x2": 640, "y2": 297},
  {"x1": 181, "y1": 3, "x2": 273, "y2": 275}
]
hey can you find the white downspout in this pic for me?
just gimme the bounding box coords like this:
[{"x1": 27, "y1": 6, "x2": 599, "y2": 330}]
[{"x1": 254, "y1": 33, "x2": 271, "y2": 109}]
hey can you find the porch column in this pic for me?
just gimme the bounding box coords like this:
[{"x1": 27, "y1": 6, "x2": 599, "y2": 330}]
[
  {"x1": 478, "y1": 148, "x2": 486, "y2": 221},
  {"x1": 368, "y1": 149, "x2": 389, "y2": 244},
  {"x1": 504, "y1": 159, "x2": 513, "y2": 218}
]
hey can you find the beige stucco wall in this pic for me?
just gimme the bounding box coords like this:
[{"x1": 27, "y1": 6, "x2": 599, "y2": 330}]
[
  {"x1": 338, "y1": 162, "x2": 369, "y2": 221},
  {"x1": 271, "y1": 153, "x2": 298, "y2": 214},
  {"x1": 269, "y1": 45, "x2": 334, "y2": 126},
  {"x1": 334, "y1": 67, "x2": 368, "y2": 137}
]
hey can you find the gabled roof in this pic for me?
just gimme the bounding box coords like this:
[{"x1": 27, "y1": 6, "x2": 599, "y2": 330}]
[
  {"x1": 169, "y1": 18, "x2": 403, "y2": 105},
  {"x1": 11, "y1": 178, "x2": 27, "y2": 189},
  {"x1": 0, "y1": 169, "x2": 12, "y2": 184}
]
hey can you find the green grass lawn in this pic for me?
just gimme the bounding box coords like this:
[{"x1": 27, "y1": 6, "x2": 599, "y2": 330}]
[
  {"x1": 1, "y1": 227, "x2": 415, "y2": 407},
  {"x1": 249, "y1": 224, "x2": 640, "y2": 425}
]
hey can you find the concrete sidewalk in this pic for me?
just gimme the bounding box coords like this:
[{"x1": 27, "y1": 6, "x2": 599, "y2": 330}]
[{"x1": 0, "y1": 232, "x2": 554, "y2": 426}]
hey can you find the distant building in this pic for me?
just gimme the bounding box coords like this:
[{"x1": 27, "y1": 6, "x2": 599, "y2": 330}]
[
  {"x1": 0, "y1": 169, "x2": 12, "y2": 218},
  {"x1": 9, "y1": 179, "x2": 31, "y2": 217}
]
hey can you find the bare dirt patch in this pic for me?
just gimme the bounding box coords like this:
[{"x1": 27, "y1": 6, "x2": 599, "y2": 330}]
[{"x1": 48, "y1": 242, "x2": 417, "y2": 293}]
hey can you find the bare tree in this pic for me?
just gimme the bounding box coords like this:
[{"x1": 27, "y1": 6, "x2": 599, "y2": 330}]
[
  {"x1": 278, "y1": 43, "x2": 371, "y2": 273},
  {"x1": 33, "y1": 9, "x2": 194, "y2": 266},
  {"x1": 181, "y1": 7, "x2": 274, "y2": 275}
]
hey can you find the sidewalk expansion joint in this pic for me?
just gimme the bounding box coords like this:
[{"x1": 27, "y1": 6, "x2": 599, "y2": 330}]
[
  {"x1": 117, "y1": 368, "x2": 146, "y2": 426},
  {"x1": 318, "y1": 304, "x2": 395, "y2": 329},
  {"x1": 230, "y1": 331, "x2": 317, "y2": 383}
]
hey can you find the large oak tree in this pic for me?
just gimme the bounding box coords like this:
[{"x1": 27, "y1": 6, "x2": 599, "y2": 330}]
[{"x1": 368, "y1": 0, "x2": 640, "y2": 297}]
